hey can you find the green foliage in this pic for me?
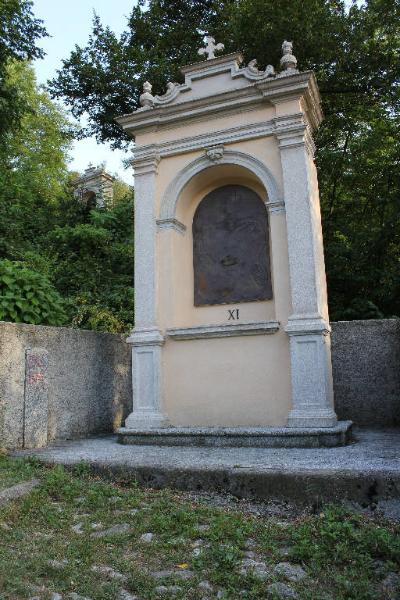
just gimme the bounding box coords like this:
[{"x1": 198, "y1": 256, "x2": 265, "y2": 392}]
[
  {"x1": 290, "y1": 504, "x2": 400, "y2": 565},
  {"x1": 0, "y1": 0, "x2": 47, "y2": 140},
  {"x1": 68, "y1": 297, "x2": 130, "y2": 334},
  {"x1": 0, "y1": 259, "x2": 66, "y2": 326},
  {"x1": 0, "y1": 61, "x2": 72, "y2": 262},
  {"x1": 48, "y1": 193, "x2": 135, "y2": 333},
  {"x1": 0, "y1": 454, "x2": 41, "y2": 490},
  {"x1": 0, "y1": 55, "x2": 133, "y2": 333},
  {"x1": 49, "y1": 0, "x2": 400, "y2": 321}
]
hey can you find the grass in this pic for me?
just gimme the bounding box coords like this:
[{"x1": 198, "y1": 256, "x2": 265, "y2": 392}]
[
  {"x1": 0, "y1": 454, "x2": 41, "y2": 491},
  {"x1": 0, "y1": 456, "x2": 399, "y2": 599}
]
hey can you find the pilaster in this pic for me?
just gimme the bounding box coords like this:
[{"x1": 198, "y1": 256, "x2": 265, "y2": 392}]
[
  {"x1": 124, "y1": 153, "x2": 168, "y2": 430},
  {"x1": 277, "y1": 122, "x2": 337, "y2": 427}
]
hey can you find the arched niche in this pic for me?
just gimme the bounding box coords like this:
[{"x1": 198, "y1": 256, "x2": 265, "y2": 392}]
[
  {"x1": 157, "y1": 159, "x2": 281, "y2": 328},
  {"x1": 158, "y1": 150, "x2": 284, "y2": 230},
  {"x1": 192, "y1": 184, "x2": 272, "y2": 306}
]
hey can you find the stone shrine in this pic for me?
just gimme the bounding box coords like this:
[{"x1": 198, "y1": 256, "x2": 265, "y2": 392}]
[
  {"x1": 116, "y1": 39, "x2": 352, "y2": 447},
  {"x1": 73, "y1": 164, "x2": 114, "y2": 208}
]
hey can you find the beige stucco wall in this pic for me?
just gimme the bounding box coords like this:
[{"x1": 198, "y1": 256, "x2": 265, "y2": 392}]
[{"x1": 163, "y1": 332, "x2": 292, "y2": 427}]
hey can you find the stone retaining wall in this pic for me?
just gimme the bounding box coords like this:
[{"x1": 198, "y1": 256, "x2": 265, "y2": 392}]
[
  {"x1": 0, "y1": 319, "x2": 398, "y2": 449},
  {"x1": 331, "y1": 319, "x2": 400, "y2": 427},
  {"x1": 0, "y1": 322, "x2": 131, "y2": 449}
]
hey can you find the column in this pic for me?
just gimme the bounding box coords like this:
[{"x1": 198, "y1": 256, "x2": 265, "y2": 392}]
[
  {"x1": 124, "y1": 153, "x2": 168, "y2": 430},
  {"x1": 277, "y1": 122, "x2": 337, "y2": 427}
]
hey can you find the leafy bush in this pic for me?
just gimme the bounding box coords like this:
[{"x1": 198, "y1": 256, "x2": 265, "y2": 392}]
[
  {"x1": 67, "y1": 295, "x2": 128, "y2": 333},
  {"x1": 0, "y1": 259, "x2": 66, "y2": 326}
]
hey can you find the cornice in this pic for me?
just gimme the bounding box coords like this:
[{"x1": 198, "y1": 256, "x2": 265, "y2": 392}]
[
  {"x1": 266, "y1": 199, "x2": 285, "y2": 214},
  {"x1": 276, "y1": 122, "x2": 316, "y2": 156},
  {"x1": 181, "y1": 52, "x2": 243, "y2": 79},
  {"x1": 258, "y1": 71, "x2": 323, "y2": 131},
  {"x1": 285, "y1": 316, "x2": 331, "y2": 337},
  {"x1": 132, "y1": 113, "x2": 305, "y2": 163},
  {"x1": 117, "y1": 85, "x2": 265, "y2": 134},
  {"x1": 166, "y1": 321, "x2": 280, "y2": 340},
  {"x1": 126, "y1": 327, "x2": 165, "y2": 346}
]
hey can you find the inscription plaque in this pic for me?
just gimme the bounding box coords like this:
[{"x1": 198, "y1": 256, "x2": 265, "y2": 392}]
[{"x1": 193, "y1": 185, "x2": 272, "y2": 306}]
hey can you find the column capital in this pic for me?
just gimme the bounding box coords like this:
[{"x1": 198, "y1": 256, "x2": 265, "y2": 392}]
[
  {"x1": 285, "y1": 316, "x2": 331, "y2": 336},
  {"x1": 127, "y1": 327, "x2": 165, "y2": 346},
  {"x1": 265, "y1": 199, "x2": 286, "y2": 215},
  {"x1": 275, "y1": 123, "x2": 315, "y2": 157},
  {"x1": 132, "y1": 151, "x2": 160, "y2": 175}
]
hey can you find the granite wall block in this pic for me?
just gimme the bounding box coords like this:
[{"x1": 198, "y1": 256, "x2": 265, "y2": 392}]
[{"x1": 331, "y1": 319, "x2": 400, "y2": 426}]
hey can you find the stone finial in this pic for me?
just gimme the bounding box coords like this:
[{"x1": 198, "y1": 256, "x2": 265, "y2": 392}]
[
  {"x1": 280, "y1": 40, "x2": 297, "y2": 72},
  {"x1": 140, "y1": 81, "x2": 155, "y2": 108},
  {"x1": 198, "y1": 36, "x2": 225, "y2": 60}
]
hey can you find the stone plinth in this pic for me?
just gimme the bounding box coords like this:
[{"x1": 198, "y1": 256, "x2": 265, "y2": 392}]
[{"x1": 118, "y1": 423, "x2": 352, "y2": 448}]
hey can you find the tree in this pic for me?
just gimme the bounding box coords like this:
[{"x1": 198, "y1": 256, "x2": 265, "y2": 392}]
[
  {"x1": 0, "y1": 60, "x2": 72, "y2": 267},
  {"x1": 49, "y1": 0, "x2": 400, "y2": 320},
  {"x1": 0, "y1": 0, "x2": 47, "y2": 139},
  {"x1": 49, "y1": 1, "x2": 233, "y2": 148},
  {"x1": 0, "y1": 61, "x2": 72, "y2": 329},
  {"x1": 0, "y1": 60, "x2": 134, "y2": 333},
  {"x1": 48, "y1": 187, "x2": 134, "y2": 333}
]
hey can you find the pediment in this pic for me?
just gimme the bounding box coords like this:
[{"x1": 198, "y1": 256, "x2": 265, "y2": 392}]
[
  {"x1": 153, "y1": 53, "x2": 277, "y2": 108},
  {"x1": 116, "y1": 41, "x2": 322, "y2": 135}
]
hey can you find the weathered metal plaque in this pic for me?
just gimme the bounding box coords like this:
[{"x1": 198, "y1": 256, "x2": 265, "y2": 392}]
[{"x1": 193, "y1": 185, "x2": 272, "y2": 306}]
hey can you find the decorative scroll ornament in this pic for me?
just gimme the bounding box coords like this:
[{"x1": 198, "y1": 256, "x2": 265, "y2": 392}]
[
  {"x1": 205, "y1": 145, "x2": 224, "y2": 162},
  {"x1": 279, "y1": 41, "x2": 298, "y2": 76},
  {"x1": 247, "y1": 59, "x2": 259, "y2": 74},
  {"x1": 154, "y1": 81, "x2": 180, "y2": 105},
  {"x1": 165, "y1": 81, "x2": 178, "y2": 96},
  {"x1": 139, "y1": 81, "x2": 155, "y2": 109},
  {"x1": 243, "y1": 59, "x2": 275, "y2": 80},
  {"x1": 198, "y1": 36, "x2": 225, "y2": 60}
]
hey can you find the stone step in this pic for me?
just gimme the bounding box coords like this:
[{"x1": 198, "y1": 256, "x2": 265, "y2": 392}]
[
  {"x1": 117, "y1": 421, "x2": 353, "y2": 448},
  {"x1": 12, "y1": 429, "x2": 400, "y2": 506}
]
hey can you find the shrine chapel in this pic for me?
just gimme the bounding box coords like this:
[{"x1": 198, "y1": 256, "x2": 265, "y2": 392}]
[{"x1": 116, "y1": 38, "x2": 351, "y2": 447}]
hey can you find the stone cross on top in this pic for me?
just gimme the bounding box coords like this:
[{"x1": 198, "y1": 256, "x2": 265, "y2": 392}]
[{"x1": 198, "y1": 36, "x2": 225, "y2": 60}]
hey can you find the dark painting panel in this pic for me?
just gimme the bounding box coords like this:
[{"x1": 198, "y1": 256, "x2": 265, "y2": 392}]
[{"x1": 193, "y1": 185, "x2": 272, "y2": 306}]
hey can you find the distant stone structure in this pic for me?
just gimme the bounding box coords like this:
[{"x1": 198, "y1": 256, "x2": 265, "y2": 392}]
[{"x1": 73, "y1": 164, "x2": 114, "y2": 208}]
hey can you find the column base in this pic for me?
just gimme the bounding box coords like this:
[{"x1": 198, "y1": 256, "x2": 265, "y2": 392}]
[
  {"x1": 285, "y1": 316, "x2": 338, "y2": 429},
  {"x1": 126, "y1": 327, "x2": 167, "y2": 431},
  {"x1": 124, "y1": 411, "x2": 169, "y2": 430},
  {"x1": 287, "y1": 408, "x2": 338, "y2": 428}
]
